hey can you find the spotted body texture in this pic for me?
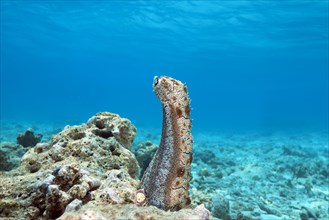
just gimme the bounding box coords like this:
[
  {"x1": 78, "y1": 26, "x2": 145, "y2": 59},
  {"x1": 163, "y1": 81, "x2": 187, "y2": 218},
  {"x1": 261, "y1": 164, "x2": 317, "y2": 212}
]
[{"x1": 140, "y1": 76, "x2": 192, "y2": 211}]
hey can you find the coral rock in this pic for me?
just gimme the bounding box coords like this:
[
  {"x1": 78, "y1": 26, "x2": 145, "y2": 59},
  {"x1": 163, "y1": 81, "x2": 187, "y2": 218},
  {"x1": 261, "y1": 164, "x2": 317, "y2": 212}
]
[
  {"x1": 59, "y1": 203, "x2": 212, "y2": 220},
  {"x1": 194, "y1": 204, "x2": 212, "y2": 220},
  {"x1": 0, "y1": 112, "x2": 140, "y2": 219},
  {"x1": 64, "y1": 199, "x2": 83, "y2": 213},
  {"x1": 86, "y1": 112, "x2": 137, "y2": 150},
  {"x1": 16, "y1": 128, "x2": 42, "y2": 147},
  {"x1": 21, "y1": 112, "x2": 139, "y2": 178},
  {"x1": 45, "y1": 185, "x2": 72, "y2": 218}
]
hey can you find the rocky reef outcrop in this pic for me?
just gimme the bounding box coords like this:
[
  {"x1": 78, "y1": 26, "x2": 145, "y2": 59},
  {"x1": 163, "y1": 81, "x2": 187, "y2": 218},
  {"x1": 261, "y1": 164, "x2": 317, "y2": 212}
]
[
  {"x1": 0, "y1": 112, "x2": 139, "y2": 219},
  {"x1": 20, "y1": 112, "x2": 139, "y2": 177},
  {"x1": 0, "y1": 112, "x2": 211, "y2": 220}
]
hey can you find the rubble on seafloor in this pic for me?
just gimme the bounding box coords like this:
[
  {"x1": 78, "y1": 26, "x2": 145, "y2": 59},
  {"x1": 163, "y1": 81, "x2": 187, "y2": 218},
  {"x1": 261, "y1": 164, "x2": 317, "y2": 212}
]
[{"x1": 0, "y1": 112, "x2": 211, "y2": 220}]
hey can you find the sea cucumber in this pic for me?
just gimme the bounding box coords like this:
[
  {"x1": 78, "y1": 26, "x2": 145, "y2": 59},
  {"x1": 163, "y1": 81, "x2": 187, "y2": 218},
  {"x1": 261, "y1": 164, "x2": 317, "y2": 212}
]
[{"x1": 139, "y1": 76, "x2": 193, "y2": 211}]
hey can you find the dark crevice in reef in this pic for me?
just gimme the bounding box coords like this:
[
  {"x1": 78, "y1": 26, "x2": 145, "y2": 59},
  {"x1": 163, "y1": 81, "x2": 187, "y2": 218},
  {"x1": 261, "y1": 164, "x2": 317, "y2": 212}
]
[
  {"x1": 95, "y1": 120, "x2": 105, "y2": 129},
  {"x1": 92, "y1": 129, "x2": 114, "y2": 139},
  {"x1": 109, "y1": 145, "x2": 121, "y2": 156},
  {"x1": 72, "y1": 132, "x2": 86, "y2": 140}
]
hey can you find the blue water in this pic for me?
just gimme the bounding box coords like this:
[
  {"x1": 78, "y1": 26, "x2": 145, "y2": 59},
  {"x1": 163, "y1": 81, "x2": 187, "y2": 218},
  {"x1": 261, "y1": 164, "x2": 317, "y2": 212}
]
[{"x1": 1, "y1": 1, "x2": 328, "y2": 132}]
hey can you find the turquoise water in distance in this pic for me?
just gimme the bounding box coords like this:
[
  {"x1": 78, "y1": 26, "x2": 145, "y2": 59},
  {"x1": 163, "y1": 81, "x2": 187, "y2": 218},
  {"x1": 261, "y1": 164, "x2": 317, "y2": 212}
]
[{"x1": 1, "y1": 0, "x2": 328, "y2": 132}]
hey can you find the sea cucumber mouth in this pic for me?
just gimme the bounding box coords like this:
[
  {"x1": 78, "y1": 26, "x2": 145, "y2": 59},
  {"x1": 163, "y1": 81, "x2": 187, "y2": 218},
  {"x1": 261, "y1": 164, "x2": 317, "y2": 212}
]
[{"x1": 153, "y1": 76, "x2": 159, "y2": 87}]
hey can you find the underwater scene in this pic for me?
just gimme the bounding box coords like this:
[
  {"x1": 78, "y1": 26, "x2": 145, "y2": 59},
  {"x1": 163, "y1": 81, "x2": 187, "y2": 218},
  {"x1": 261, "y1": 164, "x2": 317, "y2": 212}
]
[{"x1": 0, "y1": 1, "x2": 328, "y2": 220}]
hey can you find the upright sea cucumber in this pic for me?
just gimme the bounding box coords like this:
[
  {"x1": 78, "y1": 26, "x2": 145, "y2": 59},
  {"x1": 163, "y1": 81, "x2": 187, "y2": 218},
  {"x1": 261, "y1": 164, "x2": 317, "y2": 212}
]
[{"x1": 139, "y1": 76, "x2": 193, "y2": 211}]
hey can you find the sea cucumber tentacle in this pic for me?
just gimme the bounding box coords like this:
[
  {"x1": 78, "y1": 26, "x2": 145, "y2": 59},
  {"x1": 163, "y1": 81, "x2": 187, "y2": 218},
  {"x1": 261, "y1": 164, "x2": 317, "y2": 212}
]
[{"x1": 140, "y1": 76, "x2": 192, "y2": 211}]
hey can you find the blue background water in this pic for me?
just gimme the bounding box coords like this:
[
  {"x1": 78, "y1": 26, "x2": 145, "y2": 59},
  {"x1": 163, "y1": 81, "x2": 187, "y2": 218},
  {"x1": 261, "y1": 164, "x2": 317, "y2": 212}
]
[{"x1": 1, "y1": 1, "x2": 328, "y2": 132}]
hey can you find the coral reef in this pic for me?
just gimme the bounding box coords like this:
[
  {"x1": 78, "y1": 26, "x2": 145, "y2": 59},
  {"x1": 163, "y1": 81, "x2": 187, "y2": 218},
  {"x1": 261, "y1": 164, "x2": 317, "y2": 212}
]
[
  {"x1": 0, "y1": 112, "x2": 140, "y2": 219},
  {"x1": 86, "y1": 112, "x2": 136, "y2": 150},
  {"x1": 16, "y1": 128, "x2": 42, "y2": 147},
  {"x1": 140, "y1": 76, "x2": 193, "y2": 211},
  {"x1": 20, "y1": 112, "x2": 139, "y2": 177}
]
